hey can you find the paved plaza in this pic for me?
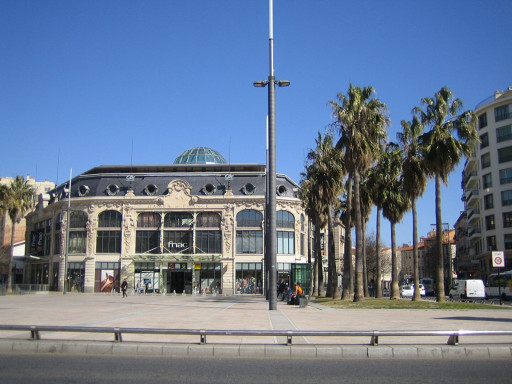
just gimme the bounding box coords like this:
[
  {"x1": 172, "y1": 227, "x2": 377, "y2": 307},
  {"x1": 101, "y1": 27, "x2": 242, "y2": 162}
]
[{"x1": 0, "y1": 293, "x2": 512, "y2": 358}]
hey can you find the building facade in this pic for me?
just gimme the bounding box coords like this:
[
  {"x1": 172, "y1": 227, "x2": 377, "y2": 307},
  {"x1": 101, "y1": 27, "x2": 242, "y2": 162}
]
[
  {"x1": 24, "y1": 148, "x2": 313, "y2": 294},
  {"x1": 461, "y1": 87, "x2": 512, "y2": 280}
]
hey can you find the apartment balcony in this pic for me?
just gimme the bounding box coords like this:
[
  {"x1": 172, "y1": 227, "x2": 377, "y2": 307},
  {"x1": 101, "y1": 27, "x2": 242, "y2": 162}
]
[
  {"x1": 468, "y1": 226, "x2": 481, "y2": 238},
  {"x1": 467, "y1": 207, "x2": 481, "y2": 222},
  {"x1": 465, "y1": 189, "x2": 479, "y2": 207},
  {"x1": 463, "y1": 171, "x2": 478, "y2": 189}
]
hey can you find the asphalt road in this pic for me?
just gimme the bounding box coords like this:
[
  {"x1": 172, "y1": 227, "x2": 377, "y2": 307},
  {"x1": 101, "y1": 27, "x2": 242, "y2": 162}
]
[{"x1": 0, "y1": 354, "x2": 511, "y2": 384}]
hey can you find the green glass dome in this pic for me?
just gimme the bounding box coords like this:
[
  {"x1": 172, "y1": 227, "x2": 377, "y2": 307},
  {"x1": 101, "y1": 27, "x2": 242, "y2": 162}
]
[{"x1": 174, "y1": 147, "x2": 227, "y2": 165}]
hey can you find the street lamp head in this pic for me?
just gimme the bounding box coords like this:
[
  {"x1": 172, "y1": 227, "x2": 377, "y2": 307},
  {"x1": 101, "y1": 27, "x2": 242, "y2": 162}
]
[
  {"x1": 253, "y1": 80, "x2": 268, "y2": 87},
  {"x1": 277, "y1": 80, "x2": 290, "y2": 87}
]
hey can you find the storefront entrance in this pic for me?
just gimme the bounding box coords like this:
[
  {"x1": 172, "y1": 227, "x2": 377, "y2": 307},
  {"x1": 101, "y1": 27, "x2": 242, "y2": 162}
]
[{"x1": 167, "y1": 268, "x2": 192, "y2": 294}]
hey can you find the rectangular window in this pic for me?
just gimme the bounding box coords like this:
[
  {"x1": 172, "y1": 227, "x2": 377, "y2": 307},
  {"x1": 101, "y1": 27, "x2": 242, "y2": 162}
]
[
  {"x1": 163, "y1": 231, "x2": 192, "y2": 253},
  {"x1": 481, "y1": 153, "x2": 491, "y2": 168},
  {"x1": 236, "y1": 230, "x2": 263, "y2": 254},
  {"x1": 69, "y1": 231, "x2": 86, "y2": 254},
  {"x1": 196, "y1": 230, "x2": 222, "y2": 253},
  {"x1": 480, "y1": 133, "x2": 489, "y2": 149},
  {"x1": 505, "y1": 234, "x2": 512, "y2": 250},
  {"x1": 487, "y1": 236, "x2": 497, "y2": 251},
  {"x1": 484, "y1": 194, "x2": 494, "y2": 209},
  {"x1": 54, "y1": 233, "x2": 61, "y2": 255},
  {"x1": 503, "y1": 212, "x2": 512, "y2": 228},
  {"x1": 96, "y1": 230, "x2": 121, "y2": 253},
  {"x1": 135, "y1": 231, "x2": 160, "y2": 254},
  {"x1": 485, "y1": 215, "x2": 495, "y2": 230},
  {"x1": 500, "y1": 168, "x2": 512, "y2": 185},
  {"x1": 495, "y1": 105, "x2": 511, "y2": 122},
  {"x1": 277, "y1": 231, "x2": 295, "y2": 254},
  {"x1": 497, "y1": 125, "x2": 512, "y2": 143},
  {"x1": 479, "y1": 113, "x2": 487, "y2": 129},
  {"x1": 502, "y1": 190, "x2": 512, "y2": 206},
  {"x1": 482, "y1": 173, "x2": 492, "y2": 189},
  {"x1": 498, "y1": 146, "x2": 512, "y2": 163}
]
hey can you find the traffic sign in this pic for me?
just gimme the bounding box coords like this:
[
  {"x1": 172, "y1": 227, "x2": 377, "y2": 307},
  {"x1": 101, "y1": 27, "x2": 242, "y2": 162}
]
[{"x1": 492, "y1": 251, "x2": 505, "y2": 268}]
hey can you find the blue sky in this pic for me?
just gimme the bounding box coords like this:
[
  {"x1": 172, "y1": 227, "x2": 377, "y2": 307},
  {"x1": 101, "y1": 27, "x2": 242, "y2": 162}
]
[{"x1": 1, "y1": 0, "x2": 511, "y2": 247}]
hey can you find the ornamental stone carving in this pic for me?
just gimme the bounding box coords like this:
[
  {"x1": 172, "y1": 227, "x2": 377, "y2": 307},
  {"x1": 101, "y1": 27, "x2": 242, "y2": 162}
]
[{"x1": 165, "y1": 179, "x2": 196, "y2": 207}]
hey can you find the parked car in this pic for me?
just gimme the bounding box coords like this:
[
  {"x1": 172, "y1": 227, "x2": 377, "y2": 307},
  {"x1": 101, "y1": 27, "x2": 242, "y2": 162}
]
[
  {"x1": 416, "y1": 284, "x2": 426, "y2": 296},
  {"x1": 449, "y1": 279, "x2": 486, "y2": 300},
  {"x1": 400, "y1": 285, "x2": 413, "y2": 298}
]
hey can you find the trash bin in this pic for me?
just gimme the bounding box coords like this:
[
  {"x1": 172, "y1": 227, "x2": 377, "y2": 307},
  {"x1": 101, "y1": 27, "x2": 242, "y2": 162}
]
[{"x1": 299, "y1": 296, "x2": 308, "y2": 308}]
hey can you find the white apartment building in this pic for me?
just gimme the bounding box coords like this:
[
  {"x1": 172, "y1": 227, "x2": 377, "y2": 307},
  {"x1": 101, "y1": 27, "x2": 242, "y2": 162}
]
[{"x1": 462, "y1": 87, "x2": 512, "y2": 279}]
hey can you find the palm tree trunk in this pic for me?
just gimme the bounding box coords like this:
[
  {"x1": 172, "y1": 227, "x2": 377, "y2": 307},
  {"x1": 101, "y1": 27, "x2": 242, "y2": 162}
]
[
  {"x1": 435, "y1": 173, "x2": 446, "y2": 302},
  {"x1": 390, "y1": 221, "x2": 400, "y2": 299},
  {"x1": 7, "y1": 221, "x2": 15, "y2": 294},
  {"x1": 342, "y1": 177, "x2": 353, "y2": 300},
  {"x1": 308, "y1": 219, "x2": 314, "y2": 297},
  {"x1": 412, "y1": 198, "x2": 421, "y2": 301},
  {"x1": 376, "y1": 207, "x2": 382, "y2": 298},
  {"x1": 327, "y1": 205, "x2": 338, "y2": 299},
  {"x1": 315, "y1": 216, "x2": 324, "y2": 297},
  {"x1": 354, "y1": 171, "x2": 364, "y2": 302},
  {"x1": 362, "y1": 221, "x2": 369, "y2": 297}
]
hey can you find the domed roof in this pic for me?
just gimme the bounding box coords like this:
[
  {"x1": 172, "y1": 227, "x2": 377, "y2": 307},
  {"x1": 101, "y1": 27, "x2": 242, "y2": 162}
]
[{"x1": 174, "y1": 147, "x2": 227, "y2": 165}]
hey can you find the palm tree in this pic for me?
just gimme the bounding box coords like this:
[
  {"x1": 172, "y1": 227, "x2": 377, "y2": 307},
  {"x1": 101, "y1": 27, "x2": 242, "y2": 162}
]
[
  {"x1": 302, "y1": 132, "x2": 345, "y2": 298},
  {"x1": 330, "y1": 84, "x2": 389, "y2": 302},
  {"x1": 340, "y1": 177, "x2": 353, "y2": 300},
  {"x1": 366, "y1": 145, "x2": 387, "y2": 298},
  {"x1": 0, "y1": 176, "x2": 36, "y2": 293},
  {"x1": 380, "y1": 144, "x2": 411, "y2": 300},
  {"x1": 398, "y1": 116, "x2": 428, "y2": 301},
  {"x1": 413, "y1": 87, "x2": 477, "y2": 302}
]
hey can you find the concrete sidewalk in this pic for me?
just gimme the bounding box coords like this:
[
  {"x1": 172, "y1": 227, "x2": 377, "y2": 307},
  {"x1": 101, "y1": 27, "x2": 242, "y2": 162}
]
[{"x1": 0, "y1": 293, "x2": 511, "y2": 359}]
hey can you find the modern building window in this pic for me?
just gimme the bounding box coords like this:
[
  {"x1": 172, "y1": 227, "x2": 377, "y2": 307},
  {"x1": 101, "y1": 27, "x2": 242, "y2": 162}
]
[
  {"x1": 502, "y1": 190, "x2": 512, "y2": 206},
  {"x1": 498, "y1": 146, "x2": 512, "y2": 164},
  {"x1": 276, "y1": 210, "x2": 295, "y2": 254},
  {"x1": 69, "y1": 211, "x2": 87, "y2": 254},
  {"x1": 481, "y1": 153, "x2": 491, "y2": 168},
  {"x1": 500, "y1": 168, "x2": 512, "y2": 185},
  {"x1": 96, "y1": 210, "x2": 122, "y2": 253},
  {"x1": 196, "y1": 231, "x2": 222, "y2": 253},
  {"x1": 487, "y1": 236, "x2": 497, "y2": 251},
  {"x1": 505, "y1": 234, "x2": 512, "y2": 250},
  {"x1": 236, "y1": 230, "x2": 263, "y2": 254},
  {"x1": 484, "y1": 194, "x2": 494, "y2": 209},
  {"x1": 495, "y1": 105, "x2": 510, "y2": 122},
  {"x1": 482, "y1": 173, "x2": 492, "y2": 189},
  {"x1": 236, "y1": 209, "x2": 263, "y2": 254},
  {"x1": 503, "y1": 212, "x2": 512, "y2": 228},
  {"x1": 478, "y1": 113, "x2": 487, "y2": 129},
  {"x1": 496, "y1": 125, "x2": 512, "y2": 143},
  {"x1": 136, "y1": 212, "x2": 161, "y2": 254},
  {"x1": 277, "y1": 231, "x2": 295, "y2": 254},
  {"x1": 480, "y1": 133, "x2": 489, "y2": 149},
  {"x1": 69, "y1": 232, "x2": 86, "y2": 254},
  {"x1": 485, "y1": 215, "x2": 495, "y2": 231}
]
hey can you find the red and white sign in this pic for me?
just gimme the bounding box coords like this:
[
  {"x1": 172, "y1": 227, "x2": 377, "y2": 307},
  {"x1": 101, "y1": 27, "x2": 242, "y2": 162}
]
[{"x1": 492, "y1": 251, "x2": 505, "y2": 268}]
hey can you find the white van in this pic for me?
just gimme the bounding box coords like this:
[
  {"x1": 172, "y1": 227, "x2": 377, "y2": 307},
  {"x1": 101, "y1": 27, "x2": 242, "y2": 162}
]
[{"x1": 449, "y1": 279, "x2": 486, "y2": 300}]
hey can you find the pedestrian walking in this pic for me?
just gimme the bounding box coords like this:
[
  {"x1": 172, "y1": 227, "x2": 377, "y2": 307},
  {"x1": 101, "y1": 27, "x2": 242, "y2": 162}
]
[{"x1": 121, "y1": 278, "x2": 128, "y2": 298}]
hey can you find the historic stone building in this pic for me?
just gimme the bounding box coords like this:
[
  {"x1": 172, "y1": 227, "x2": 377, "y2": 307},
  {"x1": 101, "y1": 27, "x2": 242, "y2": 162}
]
[{"x1": 24, "y1": 147, "x2": 311, "y2": 294}]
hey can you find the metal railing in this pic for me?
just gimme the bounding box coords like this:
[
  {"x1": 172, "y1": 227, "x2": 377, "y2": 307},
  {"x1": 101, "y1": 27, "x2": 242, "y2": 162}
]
[{"x1": 1, "y1": 324, "x2": 511, "y2": 346}]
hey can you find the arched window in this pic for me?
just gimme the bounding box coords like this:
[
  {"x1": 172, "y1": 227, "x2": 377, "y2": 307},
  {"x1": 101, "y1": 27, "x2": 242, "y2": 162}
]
[
  {"x1": 236, "y1": 209, "x2": 263, "y2": 227},
  {"x1": 70, "y1": 211, "x2": 87, "y2": 229},
  {"x1": 197, "y1": 212, "x2": 221, "y2": 228},
  {"x1": 277, "y1": 210, "x2": 294, "y2": 229},
  {"x1": 97, "y1": 210, "x2": 122, "y2": 254},
  {"x1": 236, "y1": 209, "x2": 263, "y2": 254},
  {"x1": 137, "y1": 212, "x2": 161, "y2": 228},
  {"x1": 98, "y1": 210, "x2": 122, "y2": 228},
  {"x1": 164, "y1": 212, "x2": 193, "y2": 228}
]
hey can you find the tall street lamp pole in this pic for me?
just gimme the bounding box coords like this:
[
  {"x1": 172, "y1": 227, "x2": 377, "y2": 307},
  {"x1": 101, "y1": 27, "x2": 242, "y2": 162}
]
[{"x1": 254, "y1": 0, "x2": 289, "y2": 310}]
